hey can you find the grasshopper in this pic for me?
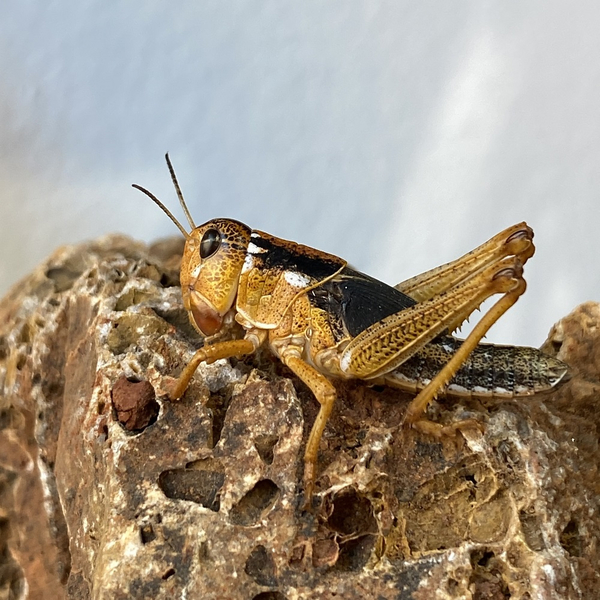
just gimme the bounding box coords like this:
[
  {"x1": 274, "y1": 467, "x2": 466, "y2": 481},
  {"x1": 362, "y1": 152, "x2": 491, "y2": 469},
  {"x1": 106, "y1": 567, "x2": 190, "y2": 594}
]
[{"x1": 133, "y1": 155, "x2": 569, "y2": 505}]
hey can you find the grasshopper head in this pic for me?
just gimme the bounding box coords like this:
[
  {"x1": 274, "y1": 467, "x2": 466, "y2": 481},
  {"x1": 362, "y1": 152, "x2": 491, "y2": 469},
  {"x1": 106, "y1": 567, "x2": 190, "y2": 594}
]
[
  {"x1": 132, "y1": 154, "x2": 251, "y2": 337},
  {"x1": 181, "y1": 219, "x2": 251, "y2": 336}
]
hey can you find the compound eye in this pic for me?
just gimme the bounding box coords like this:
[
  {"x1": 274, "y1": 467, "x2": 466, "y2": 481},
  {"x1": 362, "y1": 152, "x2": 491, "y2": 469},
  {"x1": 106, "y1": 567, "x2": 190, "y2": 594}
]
[{"x1": 199, "y1": 229, "x2": 221, "y2": 259}]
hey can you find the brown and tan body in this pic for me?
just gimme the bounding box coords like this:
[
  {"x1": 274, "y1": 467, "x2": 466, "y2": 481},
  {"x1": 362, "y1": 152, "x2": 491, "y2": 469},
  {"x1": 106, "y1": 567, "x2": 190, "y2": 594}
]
[{"x1": 133, "y1": 155, "x2": 569, "y2": 506}]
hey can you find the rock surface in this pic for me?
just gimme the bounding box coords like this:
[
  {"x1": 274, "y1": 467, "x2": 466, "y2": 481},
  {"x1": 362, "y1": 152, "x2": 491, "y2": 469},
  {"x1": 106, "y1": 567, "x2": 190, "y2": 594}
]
[{"x1": 0, "y1": 235, "x2": 598, "y2": 600}]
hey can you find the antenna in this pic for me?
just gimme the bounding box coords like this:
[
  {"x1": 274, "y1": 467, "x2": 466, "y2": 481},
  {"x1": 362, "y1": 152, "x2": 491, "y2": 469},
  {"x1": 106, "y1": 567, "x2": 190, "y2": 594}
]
[
  {"x1": 132, "y1": 153, "x2": 199, "y2": 239},
  {"x1": 131, "y1": 183, "x2": 191, "y2": 239},
  {"x1": 165, "y1": 153, "x2": 196, "y2": 229}
]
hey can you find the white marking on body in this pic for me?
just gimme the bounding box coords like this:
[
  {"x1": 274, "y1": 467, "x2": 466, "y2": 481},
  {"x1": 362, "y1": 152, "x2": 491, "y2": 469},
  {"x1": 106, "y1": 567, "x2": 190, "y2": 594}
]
[
  {"x1": 248, "y1": 241, "x2": 267, "y2": 254},
  {"x1": 242, "y1": 252, "x2": 255, "y2": 273},
  {"x1": 447, "y1": 383, "x2": 469, "y2": 395},
  {"x1": 389, "y1": 372, "x2": 411, "y2": 383},
  {"x1": 284, "y1": 270, "x2": 310, "y2": 288},
  {"x1": 492, "y1": 386, "x2": 510, "y2": 396},
  {"x1": 191, "y1": 265, "x2": 202, "y2": 280},
  {"x1": 473, "y1": 385, "x2": 493, "y2": 397},
  {"x1": 340, "y1": 351, "x2": 351, "y2": 374}
]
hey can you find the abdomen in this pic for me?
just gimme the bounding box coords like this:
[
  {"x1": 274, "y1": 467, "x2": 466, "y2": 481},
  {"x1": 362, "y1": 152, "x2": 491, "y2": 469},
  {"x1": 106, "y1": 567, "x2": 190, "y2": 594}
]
[{"x1": 384, "y1": 336, "x2": 569, "y2": 398}]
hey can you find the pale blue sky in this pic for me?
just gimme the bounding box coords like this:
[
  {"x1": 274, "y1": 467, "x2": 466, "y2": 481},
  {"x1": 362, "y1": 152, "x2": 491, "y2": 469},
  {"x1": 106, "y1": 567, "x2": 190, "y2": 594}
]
[{"x1": 1, "y1": 1, "x2": 599, "y2": 346}]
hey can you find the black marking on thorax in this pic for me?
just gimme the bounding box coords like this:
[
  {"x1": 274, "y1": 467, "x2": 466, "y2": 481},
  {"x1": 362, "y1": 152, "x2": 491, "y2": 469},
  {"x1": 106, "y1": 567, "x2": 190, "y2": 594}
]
[{"x1": 248, "y1": 232, "x2": 344, "y2": 281}]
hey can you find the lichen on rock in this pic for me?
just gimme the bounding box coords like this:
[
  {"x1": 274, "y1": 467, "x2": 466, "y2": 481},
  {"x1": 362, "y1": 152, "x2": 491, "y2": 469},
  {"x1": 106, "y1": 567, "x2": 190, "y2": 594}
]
[{"x1": 0, "y1": 235, "x2": 599, "y2": 599}]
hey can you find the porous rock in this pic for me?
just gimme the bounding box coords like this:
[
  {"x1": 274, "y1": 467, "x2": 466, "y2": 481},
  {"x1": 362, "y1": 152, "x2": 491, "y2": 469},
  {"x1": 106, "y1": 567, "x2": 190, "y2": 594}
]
[{"x1": 0, "y1": 235, "x2": 598, "y2": 599}]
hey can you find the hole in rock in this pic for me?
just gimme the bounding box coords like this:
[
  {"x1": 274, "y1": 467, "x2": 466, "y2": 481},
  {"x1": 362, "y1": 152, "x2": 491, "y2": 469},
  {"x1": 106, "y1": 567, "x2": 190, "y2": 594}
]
[
  {"x1": 334, "y1": 535, "x2": 376, "y2": 572},
  {"x1": 469, "y1": 549, "x2": 510, "y2": 600},
  {"x1": 162, "y1": 568, "x2": 175, "y2": 580},
  {"x1": 46, "y1": 264, "x2": 84, "y2": 292},
  {"x1": 205, "y1": 390, "x2": 235, "y2": 448},
  {"x1": 560, "y1": 519, "x2": 582, "y2": 557},
  {"x1": 464, "y1": 473, "x2": 477, "y2": 485},
  {"x1": 327, "y1": 489, "x2": 376, "y2": 536},
  {"x1": 244, "y1": 545, "x2": 277, "y2": 587},
  {"x1": 158, "y1": 469, "x2": 224, "y2": 511},
  {"x1": 160, "y1": 272, "x2": 177, "y2": 287},
  {"x1": 475, "y1": 550, "x2": 495, "y2": 567},
  {"x1": 254, "y1": 435, "x2": 279, "y2": 465},
  {"x1": 251, "y1": 593, "x2": 286, "y2": 600},
  {"x1": 229, "y1": 479, "x2": 280, "y2": 526},
  {"x1": 111, "y1": 376, "x2": 159, "y2": 432},
  {"x1": 140, "y1": 524, "x2": 156, "y2": 544},
  {"x1": 198, "y1": 541, "x2": 209, "y2": 561},
  {"x1": 0, "y1": 409, "x2": 12, "y2": 430},
  {"x1": 18, "y1": 323, "x2": 33, "y2": 345},
  {"x1": 114, "y1": 288, "x2": 153, "y2": 311},
  {"x1": 519, "y1": 509, "x2": 545, "y2": 552}
]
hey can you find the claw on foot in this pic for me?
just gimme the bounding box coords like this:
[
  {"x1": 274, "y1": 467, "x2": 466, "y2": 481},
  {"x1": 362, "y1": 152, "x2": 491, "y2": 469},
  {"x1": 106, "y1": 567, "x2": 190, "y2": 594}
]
[{"x1": 505, "y1": 225, "x2": 535, "y2": 263}]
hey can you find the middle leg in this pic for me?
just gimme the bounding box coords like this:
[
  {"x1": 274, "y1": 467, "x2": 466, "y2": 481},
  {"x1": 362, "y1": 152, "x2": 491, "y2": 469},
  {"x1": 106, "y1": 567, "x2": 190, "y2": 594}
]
[{"x1": 280, "y1": 350, "x2": 337, "y2": 508}]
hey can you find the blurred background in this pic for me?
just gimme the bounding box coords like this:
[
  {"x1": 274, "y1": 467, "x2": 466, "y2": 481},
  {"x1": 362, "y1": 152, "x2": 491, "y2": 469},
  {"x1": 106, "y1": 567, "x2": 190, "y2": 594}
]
[{"x1": 1, "y1": 2, "x2": 598, "y2": 346}]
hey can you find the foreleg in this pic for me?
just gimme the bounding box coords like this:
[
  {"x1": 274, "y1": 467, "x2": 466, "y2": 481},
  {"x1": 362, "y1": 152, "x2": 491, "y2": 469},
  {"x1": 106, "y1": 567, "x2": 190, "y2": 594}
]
[{"x1": 170, "y1": 334, "x2": 264, "y2": 399}]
